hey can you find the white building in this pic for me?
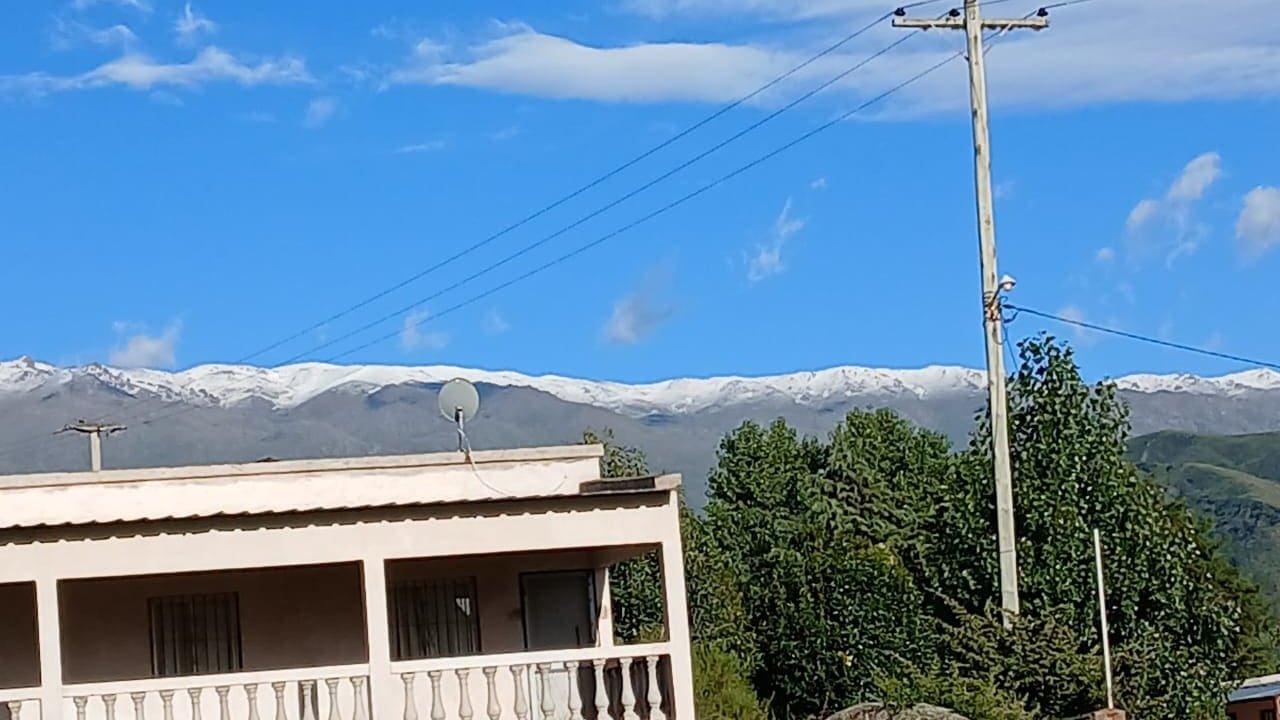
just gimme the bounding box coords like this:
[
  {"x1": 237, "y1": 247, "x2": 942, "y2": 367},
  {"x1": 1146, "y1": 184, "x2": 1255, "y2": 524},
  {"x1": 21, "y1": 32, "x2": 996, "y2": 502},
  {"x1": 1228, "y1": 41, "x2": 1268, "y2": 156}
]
[{"x1": 0, "y1": 444, "x2": 694, "y2": 720}]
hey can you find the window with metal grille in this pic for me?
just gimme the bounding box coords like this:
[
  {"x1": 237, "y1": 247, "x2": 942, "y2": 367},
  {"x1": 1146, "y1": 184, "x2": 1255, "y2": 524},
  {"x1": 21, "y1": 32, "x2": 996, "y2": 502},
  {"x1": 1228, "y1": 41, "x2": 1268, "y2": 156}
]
[
  {"x1": 388, "y1": 577, "x2": 480, "y2": 660},
  {"x1": 1263, "y1": 711, "x2": 1276, "y2": 720},
  {"x1": 147, "y1": 592, "x2": 243, "y2": 677}
]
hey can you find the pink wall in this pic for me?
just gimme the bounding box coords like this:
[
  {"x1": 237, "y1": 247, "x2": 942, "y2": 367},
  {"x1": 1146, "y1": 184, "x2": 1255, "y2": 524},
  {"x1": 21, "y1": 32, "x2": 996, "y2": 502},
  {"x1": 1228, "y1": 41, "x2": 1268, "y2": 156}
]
[
  {"x1": 0, "y1": 582, "x2": 39, "y2": 688},
  {"x1": 387, "y1": 550, "x2": 612, "y2": 655},
  {"x1": 59, "y1": 563, "x2": 367, "y2": 684}
]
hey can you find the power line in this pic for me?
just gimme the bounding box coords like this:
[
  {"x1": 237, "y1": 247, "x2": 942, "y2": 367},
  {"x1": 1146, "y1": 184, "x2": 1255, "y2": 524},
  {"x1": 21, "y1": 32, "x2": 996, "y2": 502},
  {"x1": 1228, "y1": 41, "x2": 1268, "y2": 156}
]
[
  {"x1": 1004, "y1": 303, "x2": 1280, "y2": 372},
  {"x1": 278, "y1": 33, "x2": 927, "y2": 365},
  {"x1": 234, "y1": 4, "x2": 939, "y2": 367},
  {"x1": 45, "y1": 38, "x2": 975, "y2": 444}
]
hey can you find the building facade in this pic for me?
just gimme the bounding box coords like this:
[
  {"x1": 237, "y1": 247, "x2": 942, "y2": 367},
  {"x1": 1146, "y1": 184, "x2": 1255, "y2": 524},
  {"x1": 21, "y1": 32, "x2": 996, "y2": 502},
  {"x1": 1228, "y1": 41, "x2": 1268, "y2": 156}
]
[
  {"x1": 1229, "y1": 674, "x2": 1280, "y2": 720},
  {"x1": 0, "y1": 444, "x2": 693, "y2": 720}
]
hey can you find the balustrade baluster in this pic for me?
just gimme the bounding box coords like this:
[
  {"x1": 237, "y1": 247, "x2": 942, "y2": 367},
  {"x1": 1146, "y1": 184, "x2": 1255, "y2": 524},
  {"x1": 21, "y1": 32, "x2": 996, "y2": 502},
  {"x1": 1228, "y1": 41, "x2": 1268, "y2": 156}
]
[
  {"x1": 536, "y1": 665, "x2": 555, "y2": 720},
  {"x1": 482, "y1": 668, "x2": 500, "y2": 720},
  {"x1": 643, "y1": 657, "x2": 665, "y2": 720},
  {"x1": 159, "y1": 690, "x2": 175, "y2": 720},
  {"x1": 271, "y1": 683, "x2": 287, "y2": 720},
  {"x1": 591, "y1": 661, "x2": 608, "y2": 720},
  {"x1": 427, "y1": 671, "x2": 445, "y2": 720},
  {"x1": 215, "y1": 687, "x2": 231, "y2": 720},
  {"x1": 618, "y1": 659, "x2": 639, "y2": 720},
  {"x1": 300, "y1": 682, "x2": 317, "y2": 720},
  {"x1": 245, "y1": 685, "x2": 261, "y2": 720},
  {"x1": 6, "y1": 701, "x2": 22, "y2": 720},
  {"x1": 456, "y1": 669, "x2": 474, "y2": 720},
  {"x1": 564, "y1": 662, "x2": 582, "y2": 720},
  {"x1": 325, "y1": 679, "x2": 341, "y2": 720},
  {"x1": 188, "y1": 687, "x2": 203, "y2": 720},
  {"x1": 130, "y1": 692, "x2": 147, "y2": 720},
  {"x1": 350, "y1": 678, "x2": 369, "y2": 720},
  {"x1": 401, "y1": 674, "x2": 419, "y2": 720},
  {"x1": 73, "y1": 697, "x2": 88, "y2": 720},
  {"x1": 510, "y1": 666, "x2": 529, "y2": 720},
  {"x1": 104, "y1": 694, "x2": 119, "y2": 720}
]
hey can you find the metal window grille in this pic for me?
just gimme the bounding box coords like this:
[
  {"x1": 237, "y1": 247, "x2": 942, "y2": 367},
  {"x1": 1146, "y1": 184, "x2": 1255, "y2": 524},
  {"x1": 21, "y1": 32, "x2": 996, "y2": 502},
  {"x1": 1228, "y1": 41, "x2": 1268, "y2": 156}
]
[
  {"x1": 147, "y1": 592, "x2": 243, "y2": 677},
  {"x1": 388, "y1": 577, "x2": 480, "y2": 660}
]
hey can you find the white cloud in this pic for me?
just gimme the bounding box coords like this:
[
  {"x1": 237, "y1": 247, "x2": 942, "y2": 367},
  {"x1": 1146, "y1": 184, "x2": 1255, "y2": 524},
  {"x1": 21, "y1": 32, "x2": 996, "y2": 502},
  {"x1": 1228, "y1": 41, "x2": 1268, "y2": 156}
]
[
  {"x1": 174, "y1": 3, "x2": 217, "y2": 45},
  {"x1": 149, "y1": 90, "x2": 183, "y2": 106},
  {"x1": 1124, "y1": 152, "x2": 1222, "y2": 266},
  {"x1": 1236, "y1": 186, "x2": 1280, "y2": 259},
  {"x1": 73, "y1": 0, "x2": 151, "y2": 12},
  {"x1": 604, "y1": 268, "x2": 674, "y2": 345},
  {"x1": 1, "y1": 47, "x2": 311, "y2": 97},
  {"x1": 993, "y1": 180, "x2": 1014, "y2": 200},
  {"x1": 237, "y1": 110, "x2": 276, "y2": 123},
  {"x1": 1095, "y1": 247, "x2": 1115, "y2": 263},
  {"x1": 385, "y1": 2, "x2": 1280, "y2": 113},
  {"x1": 747, "y1": 198, "x2": 805, "y2": 283},
  {"x1": 400, "y1": 310, "x2": 449, "y2": 351},
  {"x1": 51, "y1": 19, "x2": 138, "y2": 51},
  {"x1": 1205, "y1": 332, "x2": 1225, "y2": 351},
  {"x1": 304, "y1": 96, "x2": 337, "y2": 128},
  {"x1": 491, "y1": 125, "x2": 522, "y2": 141},
  {"x1": 809, "y1": 177, "x2": 827, "y2": 191},
  {"x1": 1056, "y1": 305, "x2": 1101, "y2": 347},
  {"x1": 109, "y1": 322, "x2": 180, "y2": 369},
  {"x1": 483, "y1": 309, "x2": 510, "y2": 335},
  {"x1": 394, "y1": 140, "x2": 448, "y2": 154}
]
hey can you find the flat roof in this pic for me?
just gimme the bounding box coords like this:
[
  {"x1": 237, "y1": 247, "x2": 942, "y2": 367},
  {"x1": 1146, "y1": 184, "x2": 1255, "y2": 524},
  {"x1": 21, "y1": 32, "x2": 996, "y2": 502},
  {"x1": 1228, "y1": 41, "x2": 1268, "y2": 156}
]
[{"x1": 0, "y1": 444, "x2": 680, "y2": 531}]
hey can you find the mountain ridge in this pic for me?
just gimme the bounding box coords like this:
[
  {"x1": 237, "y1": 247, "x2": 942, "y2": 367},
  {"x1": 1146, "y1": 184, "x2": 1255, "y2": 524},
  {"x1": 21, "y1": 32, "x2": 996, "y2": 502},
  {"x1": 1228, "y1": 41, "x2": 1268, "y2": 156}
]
[{"x1": 4, "y1": 356, "x2": 1279, "y2": 419}]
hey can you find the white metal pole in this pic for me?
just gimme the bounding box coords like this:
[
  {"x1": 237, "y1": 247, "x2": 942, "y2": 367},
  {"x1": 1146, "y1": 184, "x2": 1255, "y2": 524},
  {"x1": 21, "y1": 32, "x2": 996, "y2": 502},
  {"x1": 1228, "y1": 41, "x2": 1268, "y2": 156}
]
[
  {"x1": 89, "y1": 429, "x2": 102, "y2": 472},
  {"x1": 1094, "y1": 528, "x2": 1115, "y2": 710}
]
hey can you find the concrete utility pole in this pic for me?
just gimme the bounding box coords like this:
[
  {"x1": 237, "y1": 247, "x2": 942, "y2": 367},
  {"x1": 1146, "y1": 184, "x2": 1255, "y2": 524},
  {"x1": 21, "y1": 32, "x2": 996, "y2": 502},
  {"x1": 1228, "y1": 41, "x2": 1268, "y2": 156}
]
[
  {"x1": 894, "y1": 1, "x2": 1048, "y2": 626},
  {"x1": 60, "y1": 420, "x2": 126, "y2": 472}
]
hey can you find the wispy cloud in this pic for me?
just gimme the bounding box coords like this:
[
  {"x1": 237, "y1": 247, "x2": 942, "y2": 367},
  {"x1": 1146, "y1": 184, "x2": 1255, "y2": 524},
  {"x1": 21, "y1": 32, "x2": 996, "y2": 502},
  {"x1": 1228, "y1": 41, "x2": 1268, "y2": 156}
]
[
  {"x1": 51, "y1": 18, "x2": 138, "y2": 51},
  {"x1": 400, "y1": 310, "x2": 449, "y2": 351},
  {"x1": 394, "y1": 140, "x2": 448, "y2": 154},
  {"x1": 1124, "y1": 151, "x2": 1221, "y2": 267},
  {"x1": 385, "y1": 2, "x2": 1280, "y2": 114},
  {"x1": 109, "y1": 321, "x2": 181, "y2": 369},
  {"x1": 491, "y1": 125, "x2": 522, "y2": 141},
  {"x1": 1236, "y1": 186, "x2": 1280, "y2": 260},
  {"x1": 304, "y1": 96, "x2": 337, "y2": 128},
  {"x1": 483, "y1": 309, "x2": 510, "y2": 335},
  {"x1": 174, "y1": 3, "x2": 217, "y2": 45},
  {"x1": 73, "y1": 0, "x2": 152, "y2": 13},
  {"x1": 604, "y1": 267, "x2": 674, "y2": 345},
  {"x1": 236, "y1": 110, "x2": 276, "y2": 123},
  {"x1": 1056, "y1": 305, "x2": 1101, "y2": 348},
  {"x1": 809, "y1": 177, "x2": 827, "y2": 191},
  {"x1": 1095, "y1": 247, "x2": 1116, "y2": 263},
  {"x1": 747, "y1": 198, "x2": 805, "y2": 283},
  {"x1": 1, "y1": 47, "x2": 311, "y2": 97}
]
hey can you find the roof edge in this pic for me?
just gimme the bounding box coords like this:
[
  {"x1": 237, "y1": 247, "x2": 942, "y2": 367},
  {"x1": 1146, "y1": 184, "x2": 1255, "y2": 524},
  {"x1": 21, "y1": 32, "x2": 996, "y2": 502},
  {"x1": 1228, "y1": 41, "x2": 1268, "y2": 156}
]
[{"x1": 1, "y1": 443, "x2": 605, "y2": 491}]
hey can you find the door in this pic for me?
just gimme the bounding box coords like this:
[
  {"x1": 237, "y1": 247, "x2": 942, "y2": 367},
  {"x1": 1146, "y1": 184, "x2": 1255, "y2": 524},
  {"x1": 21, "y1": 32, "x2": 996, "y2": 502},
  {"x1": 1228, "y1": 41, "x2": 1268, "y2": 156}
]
[
  {"x1": 521, "y1": 570, "x2": 597, "y2": 650},
  {"x1": 521, "y1": 571, "x2": 597, "y2": 720}
]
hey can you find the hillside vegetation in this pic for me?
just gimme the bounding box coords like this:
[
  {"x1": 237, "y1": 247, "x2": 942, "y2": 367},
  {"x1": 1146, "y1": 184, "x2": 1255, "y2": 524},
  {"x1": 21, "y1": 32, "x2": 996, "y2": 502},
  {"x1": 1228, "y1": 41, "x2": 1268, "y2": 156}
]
[{"x1": 1129, "y1": 430, "x2": 1280, "y2": 609}]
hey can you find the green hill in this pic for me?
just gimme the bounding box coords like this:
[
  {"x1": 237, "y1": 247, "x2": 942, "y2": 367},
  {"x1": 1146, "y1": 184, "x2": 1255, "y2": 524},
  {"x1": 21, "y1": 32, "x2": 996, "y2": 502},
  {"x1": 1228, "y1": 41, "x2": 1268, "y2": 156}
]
[{"x1": 1128, "y1": 430, "x2": 1280, "y2": 609}]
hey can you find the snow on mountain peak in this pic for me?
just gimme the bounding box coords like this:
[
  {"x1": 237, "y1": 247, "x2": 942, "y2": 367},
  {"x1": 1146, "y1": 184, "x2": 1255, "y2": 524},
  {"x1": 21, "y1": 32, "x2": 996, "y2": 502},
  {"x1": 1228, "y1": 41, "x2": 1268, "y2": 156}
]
[{"x1": 0, "y1": 357, "x2": 1277, "y2": 417}]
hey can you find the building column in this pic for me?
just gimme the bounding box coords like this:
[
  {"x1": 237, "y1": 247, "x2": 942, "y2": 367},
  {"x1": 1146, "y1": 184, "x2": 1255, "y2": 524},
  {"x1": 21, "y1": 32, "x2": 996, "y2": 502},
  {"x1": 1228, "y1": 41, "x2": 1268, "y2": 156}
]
[
  {"x1": 595, "y1": 568, "x2": 614, "y2": 648},
  {"x1": 35, "y1": 576, "x2": 64, "y2": 720},
  {"x1": 362, "y1": 558, "x2": 394, "y2": 720},
  {"x1": 658, "y1": 492, "x2": 696, "y2": 720}
]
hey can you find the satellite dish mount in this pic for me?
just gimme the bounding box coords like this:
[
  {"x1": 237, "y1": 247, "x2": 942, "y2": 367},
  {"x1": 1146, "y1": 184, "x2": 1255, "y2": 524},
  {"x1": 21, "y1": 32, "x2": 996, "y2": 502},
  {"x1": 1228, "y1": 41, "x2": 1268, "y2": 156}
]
[{"x1": 438, "y1": 379, "x2": 480, "y2": 457}]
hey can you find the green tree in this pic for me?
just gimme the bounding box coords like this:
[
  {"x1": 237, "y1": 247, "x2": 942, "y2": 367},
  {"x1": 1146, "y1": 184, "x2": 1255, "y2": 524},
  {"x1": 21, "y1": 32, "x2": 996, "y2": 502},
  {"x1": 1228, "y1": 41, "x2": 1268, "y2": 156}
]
[{"x1": 923, "y1": 336, "x2": 1277, "y2": 719}]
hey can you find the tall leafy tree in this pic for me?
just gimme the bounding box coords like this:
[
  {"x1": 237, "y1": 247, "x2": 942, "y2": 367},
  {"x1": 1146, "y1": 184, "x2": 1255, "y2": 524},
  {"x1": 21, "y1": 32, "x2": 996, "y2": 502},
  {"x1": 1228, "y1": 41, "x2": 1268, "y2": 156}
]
[{"x1": 923, "y1": 336, "x2": 1277, "y2": 719}]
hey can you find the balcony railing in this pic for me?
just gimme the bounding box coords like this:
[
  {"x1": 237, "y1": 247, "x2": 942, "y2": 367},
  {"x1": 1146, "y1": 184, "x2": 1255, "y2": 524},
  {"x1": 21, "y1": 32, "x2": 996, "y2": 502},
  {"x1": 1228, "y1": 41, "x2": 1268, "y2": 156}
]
[
  {"x1": 391, "y1": 643, "x2": 673, "y2": 720},
  {"x1": 0, "y1": 689, "x2": 41, "y2": 720},
  {"x1": 61, "y1": 665, "x2": 370, "y2": 720}
]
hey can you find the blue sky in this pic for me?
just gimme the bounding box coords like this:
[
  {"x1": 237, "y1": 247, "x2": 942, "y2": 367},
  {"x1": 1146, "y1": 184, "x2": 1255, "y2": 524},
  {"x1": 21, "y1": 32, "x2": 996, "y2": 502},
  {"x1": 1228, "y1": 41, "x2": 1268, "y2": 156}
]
[{"x1": 1, "y1": 0, "x2": 1278, "y2": 383}]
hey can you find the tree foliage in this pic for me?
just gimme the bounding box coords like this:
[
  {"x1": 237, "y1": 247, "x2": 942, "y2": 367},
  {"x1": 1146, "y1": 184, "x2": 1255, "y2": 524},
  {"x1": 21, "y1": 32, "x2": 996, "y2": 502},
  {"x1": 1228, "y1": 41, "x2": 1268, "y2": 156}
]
[{"x1": 592, "y1": 336, "x2": 1277, "y2": 720}]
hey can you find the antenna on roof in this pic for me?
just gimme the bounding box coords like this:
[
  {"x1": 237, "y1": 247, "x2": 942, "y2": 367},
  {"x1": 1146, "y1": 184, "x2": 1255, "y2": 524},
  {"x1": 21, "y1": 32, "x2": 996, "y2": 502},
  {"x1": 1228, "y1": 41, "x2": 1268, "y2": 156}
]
[{"x1": 438, "y1": 378, "x2": 480, "y2": 457}]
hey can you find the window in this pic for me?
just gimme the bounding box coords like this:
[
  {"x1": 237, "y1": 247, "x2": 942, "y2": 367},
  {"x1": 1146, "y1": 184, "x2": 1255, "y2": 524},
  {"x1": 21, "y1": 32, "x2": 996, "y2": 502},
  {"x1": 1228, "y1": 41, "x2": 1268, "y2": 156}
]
[
  {"x1": 1262, "y1": 711, "x2": 1275, "y2": 720},
  {"x1": 147, "y1": 592, "x2": 243, "y2": 677},
  {"x1": 388, "y1": 577, "x2": 480, "y2": 660},
  {"x1": 520, "y1": 570, "x2": 597, "y2": 650}
]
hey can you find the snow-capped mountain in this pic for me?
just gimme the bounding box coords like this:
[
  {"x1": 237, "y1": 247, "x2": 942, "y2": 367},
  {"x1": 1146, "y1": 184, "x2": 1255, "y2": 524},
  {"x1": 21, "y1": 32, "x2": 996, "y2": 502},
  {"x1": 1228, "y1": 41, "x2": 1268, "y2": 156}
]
[{"x1": 3, "y1": 356, "x2": 1278, "y2": 418}]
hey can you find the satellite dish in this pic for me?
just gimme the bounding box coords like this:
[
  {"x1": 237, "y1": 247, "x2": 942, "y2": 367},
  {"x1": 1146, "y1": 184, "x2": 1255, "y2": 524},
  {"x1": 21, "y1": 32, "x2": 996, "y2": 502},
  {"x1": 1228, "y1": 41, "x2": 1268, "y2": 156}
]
[
  {"x1": 439, "y1": 378, "x2": 480, "y2": 455},
  {"x1": 438, "y1": 378, "x2": 480, "y2": 423}
]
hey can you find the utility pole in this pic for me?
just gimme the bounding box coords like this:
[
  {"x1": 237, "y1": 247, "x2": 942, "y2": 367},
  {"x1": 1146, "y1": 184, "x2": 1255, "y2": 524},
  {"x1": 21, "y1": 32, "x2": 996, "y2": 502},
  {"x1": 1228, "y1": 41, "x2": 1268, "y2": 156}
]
[
  {"x1": 894, "y1": 1, "x2": 1048, "y2": 626},
  {"x1": 59, "y1": 420, "x2": 126, "y2": 472}
]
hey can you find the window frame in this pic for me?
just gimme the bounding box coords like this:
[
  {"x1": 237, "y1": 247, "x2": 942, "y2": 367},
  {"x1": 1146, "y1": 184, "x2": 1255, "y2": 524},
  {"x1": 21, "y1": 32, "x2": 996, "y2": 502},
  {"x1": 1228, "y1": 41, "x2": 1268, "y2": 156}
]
[
  {"x1": 387, "y1": 576, "x2": 482, "y2": 661},
  {"x1": 146, "y1": 592, "x2": 243, "y2": 678}
]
